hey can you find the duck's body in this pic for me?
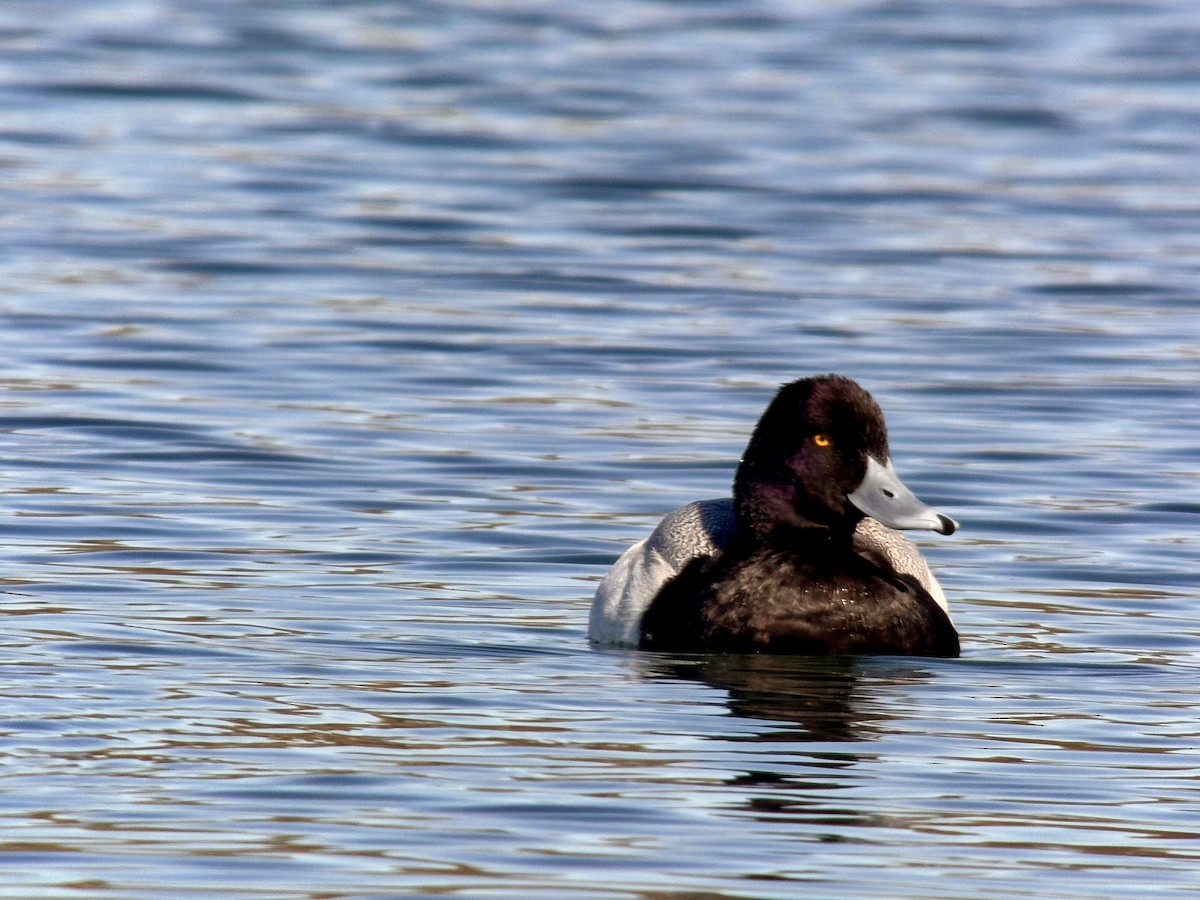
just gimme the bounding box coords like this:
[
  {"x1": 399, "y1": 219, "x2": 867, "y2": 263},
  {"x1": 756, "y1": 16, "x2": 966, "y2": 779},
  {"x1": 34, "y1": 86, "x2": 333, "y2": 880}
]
[
  {"x1": 588, "y1": 498, "x2": 950, "y2": 648},
  {"x1": 639, "y1": 526, "x2": 958, "y2": 656},
  {"x1": 589, "y1": 375, "x2": 961, "y2": 657}
]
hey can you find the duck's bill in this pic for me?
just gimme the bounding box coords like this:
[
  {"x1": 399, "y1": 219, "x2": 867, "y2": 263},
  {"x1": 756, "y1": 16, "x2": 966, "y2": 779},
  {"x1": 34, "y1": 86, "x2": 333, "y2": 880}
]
[{"x1": 848, "y1": 456, "x2": 957, "y2": 535}]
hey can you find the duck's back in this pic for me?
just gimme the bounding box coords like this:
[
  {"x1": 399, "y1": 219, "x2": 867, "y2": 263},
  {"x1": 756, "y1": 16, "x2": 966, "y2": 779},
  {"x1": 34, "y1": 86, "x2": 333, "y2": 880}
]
[
  {"x1": 588, "y1": 499, "x2": 734, "y2": 645},
  {"x1": 639, "y1": 539, "x2": 959, "y2": 657}
]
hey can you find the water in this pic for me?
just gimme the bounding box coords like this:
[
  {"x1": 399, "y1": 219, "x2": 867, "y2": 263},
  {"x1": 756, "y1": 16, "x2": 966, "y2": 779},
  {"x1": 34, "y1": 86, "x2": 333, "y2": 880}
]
[{"x1": 1, "y1": 1, "x2": 1199, "y2": 896}]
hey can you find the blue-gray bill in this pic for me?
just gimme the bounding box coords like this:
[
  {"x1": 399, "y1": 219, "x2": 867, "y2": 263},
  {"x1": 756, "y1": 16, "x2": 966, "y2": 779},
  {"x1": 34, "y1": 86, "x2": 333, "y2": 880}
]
[{"x1": 848, "y1": 456, "x2": 957, "y2": 535}]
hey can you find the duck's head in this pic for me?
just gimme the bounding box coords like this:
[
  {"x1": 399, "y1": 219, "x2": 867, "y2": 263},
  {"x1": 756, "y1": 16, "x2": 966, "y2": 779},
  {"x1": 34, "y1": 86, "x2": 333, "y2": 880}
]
[{"x1": 733, "y1": 374, "x2": 957, "y2": 540}]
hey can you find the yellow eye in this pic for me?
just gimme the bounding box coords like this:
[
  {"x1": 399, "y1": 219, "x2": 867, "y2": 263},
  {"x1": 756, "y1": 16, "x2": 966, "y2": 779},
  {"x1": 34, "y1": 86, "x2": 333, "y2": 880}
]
[{"x1": 813, "y1": 433, "x2": 831, "y2": 447}]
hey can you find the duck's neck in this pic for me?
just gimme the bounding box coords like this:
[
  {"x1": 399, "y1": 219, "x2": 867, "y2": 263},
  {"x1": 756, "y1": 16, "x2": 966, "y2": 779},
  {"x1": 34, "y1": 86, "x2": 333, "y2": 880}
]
[{"x1": 735, "y1": 482, "x2": 857, "y2": 549}]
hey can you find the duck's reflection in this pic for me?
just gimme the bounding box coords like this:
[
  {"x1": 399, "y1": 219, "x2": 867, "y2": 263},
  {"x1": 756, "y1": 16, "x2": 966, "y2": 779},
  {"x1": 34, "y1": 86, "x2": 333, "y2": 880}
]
[
  {"x1": 639, "y1": 653, "x2": 926, "y2": 740},
  {"x1": 629, "y1": 653, "x2": 943, "y2": 825}
]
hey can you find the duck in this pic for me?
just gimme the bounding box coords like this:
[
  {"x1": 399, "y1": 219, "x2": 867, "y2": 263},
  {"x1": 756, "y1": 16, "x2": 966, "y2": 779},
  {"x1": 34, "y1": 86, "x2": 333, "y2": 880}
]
[{"x1": 588, "y1": 374, "x2": 960, "y2": 657}]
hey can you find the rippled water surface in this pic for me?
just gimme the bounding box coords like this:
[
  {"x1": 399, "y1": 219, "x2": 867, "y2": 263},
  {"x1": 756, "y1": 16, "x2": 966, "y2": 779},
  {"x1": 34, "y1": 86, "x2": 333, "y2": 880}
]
[{"x1": 2, "y1": 1, "x2": 1199, "y2": 897}]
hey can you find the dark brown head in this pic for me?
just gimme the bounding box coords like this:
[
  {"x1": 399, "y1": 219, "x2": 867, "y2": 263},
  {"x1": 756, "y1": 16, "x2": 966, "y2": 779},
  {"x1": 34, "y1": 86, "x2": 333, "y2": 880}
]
[{"x1": 733, "y1": 375, "x2": 956, "y2": 540}]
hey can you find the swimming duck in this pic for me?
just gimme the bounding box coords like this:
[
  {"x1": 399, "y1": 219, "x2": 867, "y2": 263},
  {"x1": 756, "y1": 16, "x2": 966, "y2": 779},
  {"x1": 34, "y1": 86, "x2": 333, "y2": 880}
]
[{"x1": 589, "y1": 374, "x2": 960, "y2": 657}]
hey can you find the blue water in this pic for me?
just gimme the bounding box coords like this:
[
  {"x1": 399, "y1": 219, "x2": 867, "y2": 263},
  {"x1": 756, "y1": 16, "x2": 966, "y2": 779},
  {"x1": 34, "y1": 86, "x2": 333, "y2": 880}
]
[{"x1": 2, "y1": 1, "x2": 1199, "y2": 897}]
